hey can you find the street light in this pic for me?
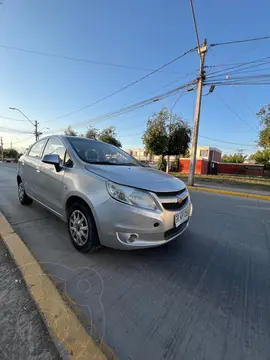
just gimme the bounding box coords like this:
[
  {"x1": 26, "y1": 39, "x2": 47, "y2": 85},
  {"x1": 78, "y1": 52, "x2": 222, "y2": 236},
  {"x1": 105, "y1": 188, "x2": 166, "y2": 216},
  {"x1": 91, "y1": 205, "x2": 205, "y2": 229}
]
[
  {"x1": 38, "y1": 127, "x2": 50, "y2": 138},
  {"x1": 9, "y1": 107, "x2": 39, "y2": 141}
]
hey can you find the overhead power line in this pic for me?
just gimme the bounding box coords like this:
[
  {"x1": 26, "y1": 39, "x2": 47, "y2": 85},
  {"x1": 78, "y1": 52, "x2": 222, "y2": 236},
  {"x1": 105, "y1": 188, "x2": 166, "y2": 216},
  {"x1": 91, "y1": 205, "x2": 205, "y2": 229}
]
[
  {"x1": 210, "y1": 35, "x2": 270, "y2": 47},
  {"x1": 206, "y1": 56, "x2": 270, "y2": 77},
  {"x1": 189, "y1": 0, "x2": 201, "y2": 51},
  {"x1": 12, "y1": 135, "x2": 35, "y2": 145},
  {"x1": 214, "y1": 93, "x2": 258, "y2": 133},
  {"x1": 44, "y1": 81, "x2": 196, "y2": 134},
  {"x1": 0, "y1": 126, "x2": 33, "y2": 134},
  {"x1": 119, "y1": 131, "x2": 257, "y2": 148},
  {"x1": 208, "y1": 48, "x2": 259, "y2": 123},
  {"x1": 0, "y1": 43, "x2": 185, "y2": 74},
  {"x1": 198, "y1": 135, "x2": 257, "y2": 147},
  {"x1": 43, "y1": 47, "x2": 197, "y2": 123},
  {"x1": 0, "y1": 115, "x2": 28, "y2": 122}
]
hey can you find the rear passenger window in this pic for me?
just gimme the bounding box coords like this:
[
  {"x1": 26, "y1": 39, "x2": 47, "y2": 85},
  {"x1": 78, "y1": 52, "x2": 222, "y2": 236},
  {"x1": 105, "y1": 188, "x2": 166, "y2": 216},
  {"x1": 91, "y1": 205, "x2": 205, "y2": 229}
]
[
  {"x1": 28, "y1": 139, "x2": 47, "y2": 158},
  {"x1": 43, "y1": 138, "x2": 66, "y2": 162}
]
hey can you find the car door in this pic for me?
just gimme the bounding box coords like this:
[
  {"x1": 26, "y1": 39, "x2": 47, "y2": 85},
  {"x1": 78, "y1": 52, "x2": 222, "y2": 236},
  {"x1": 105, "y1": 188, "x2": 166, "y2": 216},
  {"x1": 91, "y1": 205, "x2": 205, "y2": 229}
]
[
  {"x1": 37, "y1": 137, "x2": 68, "y2": 215},
  {"x1": 23, "y1": 139, "x2": 48, "y2": 199}
]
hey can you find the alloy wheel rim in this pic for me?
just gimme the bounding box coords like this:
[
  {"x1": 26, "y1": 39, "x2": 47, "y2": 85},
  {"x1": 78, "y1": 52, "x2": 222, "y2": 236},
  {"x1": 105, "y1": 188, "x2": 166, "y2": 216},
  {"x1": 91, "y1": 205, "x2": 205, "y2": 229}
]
[
  {"x1": 69, "y1": 210, "x2": 89, "y2": 246},
  {"x1": 18, "y1": 183, "x2": 24, "y2": 201}
]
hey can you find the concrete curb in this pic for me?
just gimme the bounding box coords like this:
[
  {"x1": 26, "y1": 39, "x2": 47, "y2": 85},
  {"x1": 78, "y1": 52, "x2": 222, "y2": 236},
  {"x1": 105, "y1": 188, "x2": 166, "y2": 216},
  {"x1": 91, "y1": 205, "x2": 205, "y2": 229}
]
[
  {"x1": 0, "y1": 212, "x2": 110, "y2": 360},
  {"x1": 187, "y1": 185, "x2": 270, "y2": 201}
]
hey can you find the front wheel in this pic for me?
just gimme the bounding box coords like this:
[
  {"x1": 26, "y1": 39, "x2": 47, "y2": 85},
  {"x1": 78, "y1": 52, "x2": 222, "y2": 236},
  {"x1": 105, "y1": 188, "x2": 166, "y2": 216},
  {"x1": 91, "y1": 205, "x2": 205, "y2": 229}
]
[
  {"x1": 67, "y1": 202, "x2": 101, "y2": 253},
  {"x1": 18, "y1": 181, "x2": 33, "y2": 205}
]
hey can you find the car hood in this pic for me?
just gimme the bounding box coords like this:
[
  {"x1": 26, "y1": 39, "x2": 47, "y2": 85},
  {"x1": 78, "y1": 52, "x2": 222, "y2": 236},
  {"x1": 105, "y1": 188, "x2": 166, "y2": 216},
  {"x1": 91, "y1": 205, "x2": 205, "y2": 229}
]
[{"x1": 85, "y1": 164, "x2": 186, "y2": 193}]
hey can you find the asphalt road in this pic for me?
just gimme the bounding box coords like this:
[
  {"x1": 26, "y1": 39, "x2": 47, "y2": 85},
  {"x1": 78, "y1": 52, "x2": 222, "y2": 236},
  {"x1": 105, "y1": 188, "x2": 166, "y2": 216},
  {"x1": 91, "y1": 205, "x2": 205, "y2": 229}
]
[{"x1": 1, "y1": 164, "x2": 270, "y2": 360}]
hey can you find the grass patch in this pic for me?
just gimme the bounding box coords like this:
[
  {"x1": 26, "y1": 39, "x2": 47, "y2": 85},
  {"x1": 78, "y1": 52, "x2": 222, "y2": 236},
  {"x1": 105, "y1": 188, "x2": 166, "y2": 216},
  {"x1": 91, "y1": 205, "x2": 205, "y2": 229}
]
[{"x1": 170, "y1": 172, "x2": 270, "y2": 191}]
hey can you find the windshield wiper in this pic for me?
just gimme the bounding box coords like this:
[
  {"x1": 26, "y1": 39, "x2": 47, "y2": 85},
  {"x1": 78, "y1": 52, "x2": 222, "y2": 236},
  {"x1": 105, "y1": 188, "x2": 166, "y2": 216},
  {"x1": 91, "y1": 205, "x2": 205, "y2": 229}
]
[
  {"x1": 86, "y1": 161, "x2": 119, "y2": 165},
  {"x1": 86, "y1": 161, "x2": 137, "y2": 166},
  {"x1": 116, "y1": 163, "x2": 137, "y2": 166}
]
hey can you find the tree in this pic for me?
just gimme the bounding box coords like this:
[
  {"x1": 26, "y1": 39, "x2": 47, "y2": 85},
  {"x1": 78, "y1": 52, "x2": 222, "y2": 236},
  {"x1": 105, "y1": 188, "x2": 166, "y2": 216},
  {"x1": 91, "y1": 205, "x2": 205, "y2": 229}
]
[
  {"x1": 142, "y1": 107, "x2": 191, "y2": 158},
  {"x1": 142, "y1": 108, "x2": 168, "y2": 157},
  {"x1": 250, "y1": 149, "x2": 270, "y2": 170},
  {"x1": 98, "y1": 126, "x2": 122, "y2": 147},
  {"x1": 168, "y1": 117, "x2": 191, "y2": 156},
  {"x1": 221, "y1": 153, "x2": 247, "y2": 163},
  {"x1": 85, "y1": 126, "x2": 99, "y2": 140},
  {"x1": 257, "y1": 105, "x2": 270, "y2": 149},
  {"x1": 64, "y1": 126, "x2": 77, "y2": 136},
  {"x1": 156, "y1": 156, "x2": 167, "y2": 171},
  {"x1": 3, "y1": 148, "x2": 20, "y2": 159},
  {"x1": 183, "y1": 150, "x2": 191, "y2": 158}
]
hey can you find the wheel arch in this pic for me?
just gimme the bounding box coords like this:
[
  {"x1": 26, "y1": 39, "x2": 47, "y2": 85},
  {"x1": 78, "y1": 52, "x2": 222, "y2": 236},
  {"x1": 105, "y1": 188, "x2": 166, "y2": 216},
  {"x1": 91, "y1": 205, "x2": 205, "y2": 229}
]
[
  {"x1": 17, "y1": 175, "x2": 22, "y2": 185},
  {"x1": 65, "y1": 194, "x2": 99, "y2": 229}
]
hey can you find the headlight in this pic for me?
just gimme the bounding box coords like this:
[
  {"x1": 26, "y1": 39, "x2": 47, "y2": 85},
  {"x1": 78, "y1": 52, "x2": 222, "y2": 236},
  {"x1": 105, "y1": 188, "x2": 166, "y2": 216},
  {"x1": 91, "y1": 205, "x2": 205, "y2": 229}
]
[{"x1": 106, "y1": 181, "x2": 157, "y2": 210}]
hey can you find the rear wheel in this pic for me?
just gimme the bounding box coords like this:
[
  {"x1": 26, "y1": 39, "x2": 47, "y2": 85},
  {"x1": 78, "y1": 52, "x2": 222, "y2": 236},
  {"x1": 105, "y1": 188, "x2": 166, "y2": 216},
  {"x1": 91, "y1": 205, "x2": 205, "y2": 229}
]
[
  {"x1": 18, "y1": 181, "x2": 33, "y2": 205},
  {"x1": 67, "y1": 202, "x2": 101, "y2": 253}
]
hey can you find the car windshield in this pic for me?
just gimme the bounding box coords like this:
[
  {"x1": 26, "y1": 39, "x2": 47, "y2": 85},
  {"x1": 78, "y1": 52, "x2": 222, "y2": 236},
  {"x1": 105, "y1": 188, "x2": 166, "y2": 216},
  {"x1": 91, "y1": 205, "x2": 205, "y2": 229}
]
[{"x1": 67, "y1": 137, "x2": 141, "y2": 166}]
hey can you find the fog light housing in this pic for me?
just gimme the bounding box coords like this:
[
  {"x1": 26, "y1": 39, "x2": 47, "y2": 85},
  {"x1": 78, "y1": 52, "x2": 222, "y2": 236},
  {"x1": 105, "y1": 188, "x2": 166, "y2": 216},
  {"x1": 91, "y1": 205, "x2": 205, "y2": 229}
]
[
  {"x1": 117, "y1": 232, "x2": 139, "y2": 244},
  {"x1": 127, "y1": 234, "x2": 138, "y2": 243}
]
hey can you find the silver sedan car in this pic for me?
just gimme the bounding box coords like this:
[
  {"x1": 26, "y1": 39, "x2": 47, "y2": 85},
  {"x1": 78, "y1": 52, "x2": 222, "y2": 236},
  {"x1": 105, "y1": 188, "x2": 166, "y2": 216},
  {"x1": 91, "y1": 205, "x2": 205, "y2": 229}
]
[{"x1": 17, "y1": 136, "x2": 192, "y2": 252}]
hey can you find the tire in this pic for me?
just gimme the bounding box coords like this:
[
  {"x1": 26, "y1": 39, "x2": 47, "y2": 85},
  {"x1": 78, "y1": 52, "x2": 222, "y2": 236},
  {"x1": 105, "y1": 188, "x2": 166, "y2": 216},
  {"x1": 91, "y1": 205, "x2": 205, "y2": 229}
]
[
  {"x1": 67, "y1": 202, "x2": 101, "y2": 253},
  {"x1": 18, "y1": 180, "x2": 33, "y2": 205}
]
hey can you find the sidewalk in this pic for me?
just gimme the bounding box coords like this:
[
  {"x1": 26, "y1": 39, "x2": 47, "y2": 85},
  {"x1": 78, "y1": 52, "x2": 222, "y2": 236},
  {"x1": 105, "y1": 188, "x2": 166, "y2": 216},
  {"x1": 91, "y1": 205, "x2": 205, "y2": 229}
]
[{"x1": 0, "y1": 241, "x2": 61, "y2": 360}]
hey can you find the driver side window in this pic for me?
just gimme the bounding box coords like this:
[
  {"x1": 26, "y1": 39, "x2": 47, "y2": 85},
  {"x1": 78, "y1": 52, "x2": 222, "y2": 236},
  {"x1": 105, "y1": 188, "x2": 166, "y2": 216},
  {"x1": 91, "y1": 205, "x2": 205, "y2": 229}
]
[{"x1": 43, "y1": 137, "x2": 66, "y2": 162}]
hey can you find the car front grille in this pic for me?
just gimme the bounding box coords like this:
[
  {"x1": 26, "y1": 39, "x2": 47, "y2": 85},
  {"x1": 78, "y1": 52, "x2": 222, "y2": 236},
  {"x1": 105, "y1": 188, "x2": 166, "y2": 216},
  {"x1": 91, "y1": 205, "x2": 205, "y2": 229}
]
[
  {"x1": 154, "y1": 188, "x2": 186, "y2": 197},
  {"x1": 154, "y1": 188, "x2": 188, "y2": 212},
  {"x1": 164, "y1": 219, "x2": 188, "y2": 240},
  {"x1": 162, "y1": 196, "x2": 188, "y2": 211}
]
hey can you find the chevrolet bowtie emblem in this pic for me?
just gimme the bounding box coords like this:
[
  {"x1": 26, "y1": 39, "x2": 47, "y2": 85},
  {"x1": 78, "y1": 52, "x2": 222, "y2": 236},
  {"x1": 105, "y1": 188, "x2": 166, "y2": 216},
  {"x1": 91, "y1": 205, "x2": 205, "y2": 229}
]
[{"x1": 177, "y1": 197, "x2": 183, "y2": 204}]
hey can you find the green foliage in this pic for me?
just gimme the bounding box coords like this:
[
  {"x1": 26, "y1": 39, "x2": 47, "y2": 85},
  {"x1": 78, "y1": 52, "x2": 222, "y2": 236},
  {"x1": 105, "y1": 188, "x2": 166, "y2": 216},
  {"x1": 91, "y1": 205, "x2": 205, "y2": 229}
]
[
  {"x1": 168, "y1": 117, "x2": 191, "y2": 156},
  {"x1": 3, "y1": 148, "x2": 20, "y2": 159},
  {"x1": 156, "y1": 156, "x2": 167, "y2": 171},
  {"x1": 257, "y1": 105, "x2": 270, "y2": 149},
  {"x1": 142, "y1": 108, "x2": 168, "y2": 156},
  {"x1": 64, "y1": 125, "x2": 121, "y2": 147},
  {"x1": 98, "y1": 126, "x2": 122, "y2": 147},
  {"x1": 142, "y1": 107, "x2": 191, "y2": 157},
  {"x1": 222, "y1": 153, "x2": 247, "y2": 163},
  {"x1": 85, "y1": 126, "x2": 99, "y2": 140},
  {"x1": 64, "y1": 126, "x2": 78, "y2": 136},
  {"x1": 183, "y1": 150, "x2": 191, "y2": 158},
  {"x1": 251, "y1": 149, "x2": 270, "y2": 170},
  {"x1": 170, "y1": 158, "x2": 179, "y2": 172}
]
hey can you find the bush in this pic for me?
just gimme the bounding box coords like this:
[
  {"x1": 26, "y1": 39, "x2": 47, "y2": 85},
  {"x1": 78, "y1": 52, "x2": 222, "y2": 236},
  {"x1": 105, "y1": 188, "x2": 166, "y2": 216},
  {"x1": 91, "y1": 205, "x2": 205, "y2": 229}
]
[
  {"x1": 156, "y1": 156, "x2": 167, "y2": 171},
  {"x1": 170, "y1": 158, "x2": 179, "y2": 172}
]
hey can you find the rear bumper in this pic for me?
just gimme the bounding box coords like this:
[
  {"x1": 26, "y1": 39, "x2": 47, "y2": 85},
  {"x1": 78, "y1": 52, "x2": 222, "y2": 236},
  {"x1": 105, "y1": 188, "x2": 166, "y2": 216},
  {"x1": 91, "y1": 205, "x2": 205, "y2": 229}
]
[{"x1": 95, "y1": 197, "x2": 193, "y2": 250}]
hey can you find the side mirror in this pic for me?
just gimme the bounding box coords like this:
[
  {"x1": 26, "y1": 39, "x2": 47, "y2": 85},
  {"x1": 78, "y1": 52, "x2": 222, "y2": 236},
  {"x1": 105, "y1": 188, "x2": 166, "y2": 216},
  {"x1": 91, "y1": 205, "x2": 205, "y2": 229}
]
[{"x1": 42, "y1": 154, "x2": 62, "y2": 172}]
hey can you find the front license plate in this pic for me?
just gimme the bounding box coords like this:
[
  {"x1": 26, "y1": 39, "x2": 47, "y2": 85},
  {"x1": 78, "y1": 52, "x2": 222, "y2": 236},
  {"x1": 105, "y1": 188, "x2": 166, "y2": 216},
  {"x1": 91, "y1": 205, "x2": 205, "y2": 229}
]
[{"x1": 175, "y1": 206, "x2": 189, "y2": 227}]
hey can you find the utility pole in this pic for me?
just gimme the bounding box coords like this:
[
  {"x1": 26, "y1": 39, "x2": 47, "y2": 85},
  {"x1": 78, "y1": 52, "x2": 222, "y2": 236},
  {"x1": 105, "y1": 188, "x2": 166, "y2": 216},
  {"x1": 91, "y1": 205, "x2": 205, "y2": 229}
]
[
  {"x1": 187, "y1": 0, "x2": 207, "y2": 185},
  {"x1": 9, "y1": 107, "x2": 40, "y2": 142},
  {"x1": 0, "y1": 136, "x2": 3, "y2": 162},
  {"x1": 188, "y1": 40, "x2": 207, "y2": 185},
  {"x1": 237, "y1": 148, "x2": 245, "y2": 156},
  {"x1": 35, "y1": 120, "x2": 39, "y2": 141}
]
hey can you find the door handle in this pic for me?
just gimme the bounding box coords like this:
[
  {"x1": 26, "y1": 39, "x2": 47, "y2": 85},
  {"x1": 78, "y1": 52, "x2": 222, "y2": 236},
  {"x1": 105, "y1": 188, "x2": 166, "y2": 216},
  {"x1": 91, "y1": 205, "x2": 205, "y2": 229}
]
[{"x1": 36, "y1": 166, "x2": 40, "y2": 173}]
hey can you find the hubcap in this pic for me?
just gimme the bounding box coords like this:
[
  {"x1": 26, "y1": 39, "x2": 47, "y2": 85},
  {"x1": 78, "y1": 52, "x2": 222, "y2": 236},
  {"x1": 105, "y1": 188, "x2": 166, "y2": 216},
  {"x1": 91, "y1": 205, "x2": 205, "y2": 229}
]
[
  {"x1": 69, "y1": 210, "x2": 89, "y2": 246},
  {"x1": 18, "y1": 183, "x2": 24, "y2": 201}
]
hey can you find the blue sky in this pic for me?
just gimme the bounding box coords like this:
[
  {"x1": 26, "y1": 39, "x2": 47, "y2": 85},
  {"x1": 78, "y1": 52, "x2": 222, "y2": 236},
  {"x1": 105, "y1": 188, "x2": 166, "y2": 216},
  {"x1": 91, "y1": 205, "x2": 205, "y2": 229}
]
[{"x1": 0, "y1": 0, "x2": 269, "y2": 154}]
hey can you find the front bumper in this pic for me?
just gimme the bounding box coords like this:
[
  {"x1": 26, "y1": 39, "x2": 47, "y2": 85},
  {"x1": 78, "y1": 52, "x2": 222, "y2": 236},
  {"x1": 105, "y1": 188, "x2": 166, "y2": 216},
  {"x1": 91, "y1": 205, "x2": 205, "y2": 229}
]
[{"x1": 95, "y1": 195, "x2": 193, "y2": 250}]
